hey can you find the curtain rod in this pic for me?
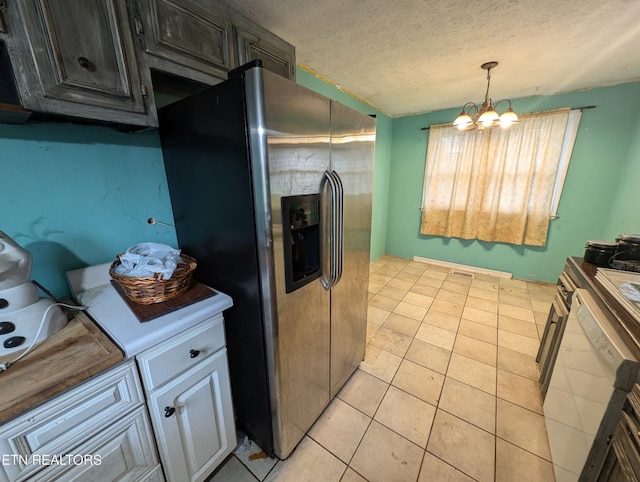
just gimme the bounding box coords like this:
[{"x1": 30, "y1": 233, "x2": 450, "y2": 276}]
[{"x1": 419, "y1": 105, "x2": 596, "y2": 131}]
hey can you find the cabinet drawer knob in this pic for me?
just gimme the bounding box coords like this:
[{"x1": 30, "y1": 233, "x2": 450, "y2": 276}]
[
  {"x1": 189, "y1": 349, "x2": 200, "y2": 358},
  {"x1": 77, "y1": 56, "x2": 96, "y2": 72},
  {"x1": 164, "y1": 406, "x2": 175, "y2": 417}
]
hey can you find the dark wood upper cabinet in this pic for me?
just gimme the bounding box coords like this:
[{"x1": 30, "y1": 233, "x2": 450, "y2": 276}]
[
  {"x1": 133, "y1": 0, "x2": 232, "y2": 84},
  {"x1": 232, "y1": 14, "x2": 296, "y2": 81},
  {"x1": 2, "y1": 0, "x2": 158, "y2": 126},
  {"x1": 0, "y1": 0, "x2": 296, "y2": 126}
]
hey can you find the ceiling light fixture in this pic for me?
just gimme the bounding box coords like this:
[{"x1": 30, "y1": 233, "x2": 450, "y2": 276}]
[{"x1": 453, "y1": 61, "x2": 518, "y2": 131}]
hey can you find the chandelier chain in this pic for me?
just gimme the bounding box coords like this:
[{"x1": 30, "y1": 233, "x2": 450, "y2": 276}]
[{"x1": 484, "y1": 68, "x2": 492, "y2": 105}]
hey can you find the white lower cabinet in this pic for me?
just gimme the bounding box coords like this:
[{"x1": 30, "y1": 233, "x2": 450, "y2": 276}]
[
  {"x1": 0, "y1": 315, "x2": 235, "y2": 482},
  {"x1": 30, "y1": 409, "x2": 161, "y2": 482},
  {"x1": 0, "y1": 361, "x2": 162, "y2": 482},
  {"x1": 138, "y1": 315, "x2": 236, "y2": 482}
]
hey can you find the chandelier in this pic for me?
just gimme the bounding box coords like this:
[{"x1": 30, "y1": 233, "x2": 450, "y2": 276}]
[{"x1": 453, "y1": 61, "x2": 518, "y2": 131}]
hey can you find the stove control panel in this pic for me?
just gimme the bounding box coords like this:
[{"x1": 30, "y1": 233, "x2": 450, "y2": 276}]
[{"x1": 0, "y1": 231, "x2": 67, "y2": 361}]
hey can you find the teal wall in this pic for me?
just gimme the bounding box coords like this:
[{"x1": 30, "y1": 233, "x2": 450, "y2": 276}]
[
  {"x1": 295, "y1": 68, "x2": 393, "y2": 261},
  {"x1": 387, "y1": 82, "x2": 640, "y2": 282},
  {"x1": 0, "y1": 67, "x2": 392, "y2": 298},
  {"x1": 605, "y1": 110, "x2": 640, "y2": 236},
  {"x1": 0, "y1": 123, "x2": 177, "y2": 297}
]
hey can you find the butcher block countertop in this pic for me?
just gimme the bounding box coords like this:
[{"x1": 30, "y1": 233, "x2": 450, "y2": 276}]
[{"x1": 0, "y1": 309, "x2": 124, "y2": 425}]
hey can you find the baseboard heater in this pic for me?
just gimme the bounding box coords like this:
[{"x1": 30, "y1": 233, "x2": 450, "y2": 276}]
[{"x1": 412, "y1": 256, "x2": 512, "y2": 279}]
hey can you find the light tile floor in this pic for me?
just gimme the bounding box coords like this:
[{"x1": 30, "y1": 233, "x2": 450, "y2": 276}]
[{"x1": 210, "y1": 255, "x2": 557, "y2": 482}]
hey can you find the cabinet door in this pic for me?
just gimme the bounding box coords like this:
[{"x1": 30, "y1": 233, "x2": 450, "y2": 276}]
[
  {"x1": 134, "y1": 0, "x2": 231, "y2": 84},
  {"x1": 5, "y1": 0, "x2": 156, "y2": 125},
  {"x1": 0, "y1": 361, "x2": 145, "y2": 482},
  {"x1": 147, "y1": 349, "x2": 235, "y2": 482},
  {"x1": 232, "y1": 16, "x2": 296, "y2": 80},
  {"x1": 29, "y1": 408, "x2": 162, "y2": 482}
]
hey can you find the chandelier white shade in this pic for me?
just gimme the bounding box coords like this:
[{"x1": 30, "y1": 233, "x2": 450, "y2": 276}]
[{"x1": 453, "y1": 62, "x2": 518, "y2": 131}]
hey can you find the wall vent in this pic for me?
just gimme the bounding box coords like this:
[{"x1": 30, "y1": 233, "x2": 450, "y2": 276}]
[
  {"x1": 450, "y1": 270, "x2": 474, "y2": 279},
  {"x1": 413, "y1": 256, "x2": 512, "y2": 279}
]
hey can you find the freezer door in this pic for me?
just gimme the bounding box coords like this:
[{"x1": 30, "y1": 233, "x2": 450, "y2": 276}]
[
  {"x1": 245, "y1": 67, "x2": 332, "y2": 459},
  {"x1": 329, "y1": 101, "x2": 376, "y2": 397},
  {"x1": 158, "y1": 77, "x2": 276, "y2": 456}
]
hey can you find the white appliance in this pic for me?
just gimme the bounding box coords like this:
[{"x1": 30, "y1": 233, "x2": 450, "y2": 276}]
[
  {"x1": 0, "y1": 231, "x2": 67, "y2": 362},
  {"x1": 67, "y1": 263, "x2": 233, "y2": 357},
  {"x1": 544, "y1": 288, "x2": 640, "y2": 481}
]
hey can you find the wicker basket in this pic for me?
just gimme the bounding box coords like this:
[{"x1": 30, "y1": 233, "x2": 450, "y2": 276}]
[{"x1": 109, "y1": 254, "x2": 197, "y2": 305}]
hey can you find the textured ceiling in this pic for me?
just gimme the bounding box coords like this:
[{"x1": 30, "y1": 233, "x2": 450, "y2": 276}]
[{"x1": 222, "y1": 0, "x2": 640, "y2": 117}]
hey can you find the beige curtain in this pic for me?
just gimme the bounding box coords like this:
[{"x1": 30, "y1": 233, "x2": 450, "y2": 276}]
[{"x1": 420, "y1": 108, "x2": 571, "y2": 246}]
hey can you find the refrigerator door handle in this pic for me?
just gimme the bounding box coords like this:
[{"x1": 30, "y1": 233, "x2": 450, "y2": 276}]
[
  {"x1": 321, "y1": 170, "x2": 338, "y2": 290},
  {"x1": 332, "y1": 171, "x2": 344, "y2": 285}
]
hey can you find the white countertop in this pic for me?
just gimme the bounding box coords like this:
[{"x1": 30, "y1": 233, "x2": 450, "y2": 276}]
[{"x1": 67, "y1": 263, "x2": 233, "y2": 358}]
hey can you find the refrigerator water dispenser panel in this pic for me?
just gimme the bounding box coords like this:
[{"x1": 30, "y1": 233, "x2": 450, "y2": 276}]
[{"x1": 282, "y1": 194, "x2": 321, "y2": 293}]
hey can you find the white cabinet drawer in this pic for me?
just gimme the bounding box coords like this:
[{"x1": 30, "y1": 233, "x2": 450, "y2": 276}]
[
  {"x1": 0, "y1": 360, "x2": 144, "y2": 482},
  {"x1": 136, "y1": 314, "x2": 226, "y2": 392},
  {"x1": 29, "y1": 407, "x2": 162, "y2": 482}
]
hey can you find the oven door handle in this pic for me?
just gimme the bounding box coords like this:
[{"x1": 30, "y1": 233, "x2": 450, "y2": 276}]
[{"x1": 557, "y1": 273, "x2": 577, "y2": 307}]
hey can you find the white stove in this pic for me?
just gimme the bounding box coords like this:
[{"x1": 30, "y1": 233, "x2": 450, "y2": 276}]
[
  {"x1": 0, "y1": 231, "x2": 67, "y2": 363},
  {"x1": 67, "y1": 263, "x2": 233, "y2": 357}
]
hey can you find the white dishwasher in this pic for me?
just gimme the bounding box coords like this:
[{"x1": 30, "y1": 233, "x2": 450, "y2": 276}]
[{"x1": 544, "y1": 288, "x2": 639, "y2": 482}]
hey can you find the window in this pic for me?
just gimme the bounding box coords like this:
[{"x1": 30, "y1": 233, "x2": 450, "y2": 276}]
[{"x1": 420, "y1": 108, "x2": 581, "y2": 246}]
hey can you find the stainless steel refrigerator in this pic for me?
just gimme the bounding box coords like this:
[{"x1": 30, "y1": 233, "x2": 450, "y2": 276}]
[{"x1": 158, "y1": 61, "x2": 375, "y2": 459}]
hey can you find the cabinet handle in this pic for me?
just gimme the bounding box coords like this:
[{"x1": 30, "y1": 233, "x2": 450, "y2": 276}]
[
  {"x1": 189, "y1": 349, "x2": 200, "y2": 359},
  {"x1": 164, "y1": 406, "x2": 175, "y2": 417},
  {"x1": 77, "y1": 56, "x2": 96, "y2": 72}
]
